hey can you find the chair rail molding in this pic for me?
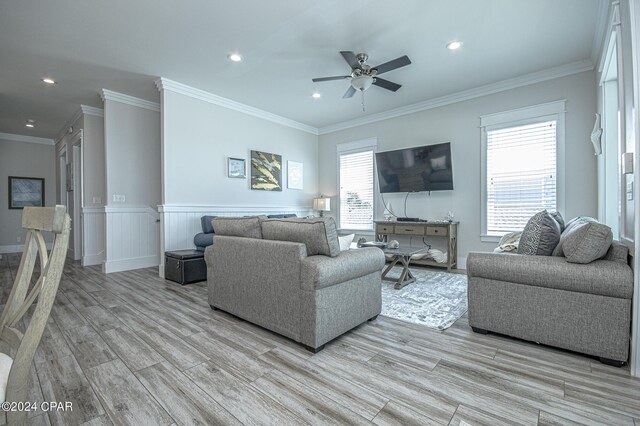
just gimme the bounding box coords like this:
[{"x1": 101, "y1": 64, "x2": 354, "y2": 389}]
[{"x1": 158, "y1": 204, "x2": 314, "y2": 277}]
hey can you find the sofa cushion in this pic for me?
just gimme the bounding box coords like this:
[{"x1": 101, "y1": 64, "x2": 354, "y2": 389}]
[
  {"x1": 261, "y1": 217, "x2": 340, "y2": 257},
  {"x1": 300, "y1": 247, "x2": 386, "y2": 290},
  {"x1": 194, "y1": 232, "x2": 214, "y2": 251},
  {"x1": 562, "y1": 222, "x2": 613, "y2": 264},
  {"x1": 212, "y1": 216, "x2": 263, "y2": 239},
  {"x1": 517, "y1": 210, "x2": 561, "y2": 256},
  {"x1": 604, "y1": 241, "x2": 629, "y2": 263},
  {"x1": 466, "y1": 252, "x2": 633, "y2": 299},
  {"x1": 200, "y1": 215, "x2": 216, "y2": 234},
  {"x1": 552, "y1": 216, "x2": 598, "y2": 256}
]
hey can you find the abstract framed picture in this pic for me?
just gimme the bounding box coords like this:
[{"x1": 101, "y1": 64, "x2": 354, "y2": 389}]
[
  {"x1": 228, "y1": 157, "x2": 246, "y2": 178},
  {"x1": 250, "y1": 150, "x2": 282, "y2": 191},
  {"x1": 287, "y1": 161, "x2": 303, "y2": 190},
  {"x1": 9, "y1": 176, "x2": 44, "y2": 209}
]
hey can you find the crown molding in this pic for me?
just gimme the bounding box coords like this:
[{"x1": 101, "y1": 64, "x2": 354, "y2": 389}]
[
  {"x1": 318, "y1": 59, "x2": 595, "y2": 135},
  {"x1": 155, "y1": 77, "x2": 318, "y2": 135},
  {"x1": 0, "y1": 132, "x2": 54, "y2": 146},
  {"x1": 81, "y1": 105, "x2": 104, "y2": 117},
  {"x1": 55, "y1": 104, "x2": 104, "y2": 143},
  {"x1": 101, "y1": 89, "x2": 160, "y2": 112}
]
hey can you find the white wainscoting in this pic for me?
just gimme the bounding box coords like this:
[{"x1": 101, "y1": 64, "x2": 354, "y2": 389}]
[
  {"x1": 82, "y1": 207, "x2": 106, "y2": 266},
  {"x1": 103, "y1": 206, "x2": 160, "y2": 273},
  {"x1": 158, "y1": 204, "x2": 313, "y2": 277}
]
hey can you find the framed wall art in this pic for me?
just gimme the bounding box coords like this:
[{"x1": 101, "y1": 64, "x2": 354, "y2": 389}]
[
  {"x1": 287, "y1": 161, "x2": 303, "y2": 190},
  {"x1": 8, "y1": 176, "x2": 45, "y2": 209},
  {"x1": 250, "y1": 150, "x2": 282, "y2": 191},
  {"x1": 228, "y1": 157, "x2": 246, "y2": 178}
]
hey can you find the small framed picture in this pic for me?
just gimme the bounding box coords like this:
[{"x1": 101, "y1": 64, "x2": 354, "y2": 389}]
[
  {"x1": 287, "y1": 161, "x2": 303, "y2": 190},
  {"x1": 9, "y1": 176, "x2": 45, "y2": 209},
  {"x1": 228, "y1": 157, "x2": 246, "y2": 178}
]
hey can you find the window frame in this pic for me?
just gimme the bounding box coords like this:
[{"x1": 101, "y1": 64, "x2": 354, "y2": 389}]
[
  {"x1": 480, "y1": 100, "x2": 566, "y2": 242},
  {"x1": 336, "y1": 138, "x2": 377, "y2": 233}
]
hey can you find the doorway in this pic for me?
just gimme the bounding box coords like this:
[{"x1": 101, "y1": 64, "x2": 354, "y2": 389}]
[{"x1": 69, "y1": 131, "x2": 84, "y2": 261}]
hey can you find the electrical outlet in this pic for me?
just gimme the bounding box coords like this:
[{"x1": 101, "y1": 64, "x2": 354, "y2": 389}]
[
  {"x1": 16, "y1": 236, "x2": 21, "y2": 243},
  {"x1": 92, "y1": 196, "x2": 102, "y2": 204},
  {"x1": 112, "y1": 194, "x2": 125, "y2": 203}
]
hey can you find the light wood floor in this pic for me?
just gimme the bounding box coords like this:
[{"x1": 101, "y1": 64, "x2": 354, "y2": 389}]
[{"x1": 2, "y1": 253, "x2": 640, "y2": 426}]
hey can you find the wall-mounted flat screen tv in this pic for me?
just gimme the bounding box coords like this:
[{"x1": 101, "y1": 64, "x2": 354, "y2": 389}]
[{"x1": 375, "y1": 142, "x2": 453, "y2": 193}]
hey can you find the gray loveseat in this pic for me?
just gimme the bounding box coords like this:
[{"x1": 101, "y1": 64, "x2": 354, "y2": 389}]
[
  {"x1": 467, "y1": 214, "x2": 633, "y2": 365},
  {"x1": 204, "y1": 216, "x2": 385, "y2": 352}
]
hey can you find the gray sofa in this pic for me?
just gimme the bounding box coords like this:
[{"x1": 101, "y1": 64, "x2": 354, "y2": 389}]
[
  {"x1": 204, "y1": 216, "x2": 385, "y2": 352},
  {"x1": 467, "y1": 241, "x2": 633, "y2": 365}
]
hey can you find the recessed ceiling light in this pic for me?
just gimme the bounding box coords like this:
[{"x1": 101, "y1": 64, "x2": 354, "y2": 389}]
[
  {"x1": 25, "y1": 123, "x2": 34, "y2": 128},
  {"x1": 42, "y1": 78, "x2": 56, "y2": 84},
  {"x1": 311, "y1": 92, "x2": 321, "y2": 99},
  {"x1": 446, "y1": 41, "x2": 463, "y2": 50},
  {"x1": 228, "y1": 53, "x2": 242, "y2": 62}
]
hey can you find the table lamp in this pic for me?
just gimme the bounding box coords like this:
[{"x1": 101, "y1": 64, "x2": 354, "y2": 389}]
[{"x1": 313, "y1": 196, "x2": 331, "y2": 217}]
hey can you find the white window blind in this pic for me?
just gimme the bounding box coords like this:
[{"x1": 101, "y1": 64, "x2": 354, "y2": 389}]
[
  {"x1": 486, "y1": 120, "x2": 557, "y2": 234},
  {"x1": 339, "y1": 150, "x2": 374, "y2": 230}
]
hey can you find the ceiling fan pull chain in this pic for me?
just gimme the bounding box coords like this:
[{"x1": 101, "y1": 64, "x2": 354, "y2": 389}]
[{"x1": 361, "y1": 90, "x2": 365, "y2": 112}]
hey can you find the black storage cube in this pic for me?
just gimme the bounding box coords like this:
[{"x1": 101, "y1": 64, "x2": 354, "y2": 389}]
[{"x1": 165, "y1": 250, "x2": 206, "y2": 285}]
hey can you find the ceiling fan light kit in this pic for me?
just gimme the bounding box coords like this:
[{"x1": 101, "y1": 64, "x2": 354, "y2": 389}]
[{"x1": 312, "y1": 50, "x2": 411, "y2": 111}]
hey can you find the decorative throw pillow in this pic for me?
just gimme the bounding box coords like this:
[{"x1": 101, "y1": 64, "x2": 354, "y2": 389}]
[
  {"x1": 200, "y1": 215, "x2": 216, "y2": 234},
  {"x1": 338, "y1": 233, "x2": 355, "y2": 251},
  {"x1": 261, "y1": 217, "x2": 341, "y2": 257},
  {"x1": 604, "y1": 241, "x2": 629, "y2": 263},
  {"x1": 517, "y1": 210, "x2": 561, "y2": 256},
  {"x1": 552, "y1": 216, "x2": 597, "y2": 256},
  {"x1": 212, "y1": 216, "x2": 263, "y2": 239},
  {"x1": 549, "y1": 211, "x2": 565, "y2": 232},
  {"x1": 562, "y1": 222, "x2": 613, "y2": 264}
]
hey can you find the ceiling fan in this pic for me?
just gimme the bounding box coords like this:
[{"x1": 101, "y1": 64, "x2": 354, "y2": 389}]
[{"x1": 312, "y1": 51, "x2": 411, "y2": 103}]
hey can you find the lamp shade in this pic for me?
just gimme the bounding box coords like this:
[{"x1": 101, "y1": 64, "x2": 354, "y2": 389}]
[
  {"x1": 313, "y1": 197, "x2": 330, "y2": 211},
  {"x1": 351, "y1": 75, "x2": 374, "y2": 91}
]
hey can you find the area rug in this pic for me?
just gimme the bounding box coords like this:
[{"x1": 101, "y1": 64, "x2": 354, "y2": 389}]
[{"x1": 380, "y1": 266, "x2": 468, "y2": 330}]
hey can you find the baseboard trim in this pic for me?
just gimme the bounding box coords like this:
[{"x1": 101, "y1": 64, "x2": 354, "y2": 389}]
[
  {"x1": 0, "y1": 243, "x2": 53, "y2": 254},
  {"x1": 83, "y1": 253, "x2": 104, "y2": 267},
  {"x1": 103, "y1": 255, "x2": 159, "y2": 273}
]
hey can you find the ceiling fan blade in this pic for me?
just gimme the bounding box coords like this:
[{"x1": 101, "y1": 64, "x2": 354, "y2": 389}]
[
  {"x1": 373, "y1": 55, "x2": 411, "y2": 75},
  {"x1": 340, "y1": 51, "x2": 360, "y2": 70},
  {"x1": 342, "y1": 86, "x2": 356, "y2": 98},
  {"x1": 373, "y1": 77, "x2": 402, "y2": 92},
  {"x1": 312, "y1": 76, "x2": 350, "y2": 82}
]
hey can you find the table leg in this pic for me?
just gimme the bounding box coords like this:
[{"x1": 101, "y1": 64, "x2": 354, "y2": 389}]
[
  {"x1": 394, "y1": 255, "x2": 416, "y2": 290},
  {"x1": 381, "y1": 256, "x2": 400, "y2": 281}
]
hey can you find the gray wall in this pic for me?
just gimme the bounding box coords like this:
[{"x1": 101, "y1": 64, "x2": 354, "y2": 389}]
[
  {"x1": 318, "y1": 71, "x2": 597, "y2": 262},
  {"x1": 104, "y1": 100, "x2": 160, "y2": 207},
  {"x1": 162, "y1": 90, "x2": 318, "y2": 207},
  {"x1": 0, "y1": 137, "x2": 56, "y2": 246}
]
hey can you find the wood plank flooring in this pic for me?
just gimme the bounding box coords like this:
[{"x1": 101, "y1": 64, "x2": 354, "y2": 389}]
[{"x1": 1, "y1": 252, "x2": 639, "y2": 426}]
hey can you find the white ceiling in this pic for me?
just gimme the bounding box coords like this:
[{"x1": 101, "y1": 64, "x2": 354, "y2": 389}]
[{"x1": 0, "y1": 0, "x2": 602, "y2": 138}]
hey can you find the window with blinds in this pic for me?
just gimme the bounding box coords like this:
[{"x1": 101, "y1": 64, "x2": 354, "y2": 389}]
[
  {"x1": 339, "y1": 150, "x2": 374, "y2": 230},
  {"x1": 486, "y1": 120, "x2": 557, "y2": 235}
]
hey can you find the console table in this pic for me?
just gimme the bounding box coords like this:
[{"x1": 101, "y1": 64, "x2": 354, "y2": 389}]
[{"x1": 374, "y1": 220, "x2": 458, "y2": 272}]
